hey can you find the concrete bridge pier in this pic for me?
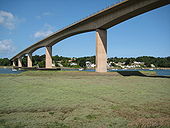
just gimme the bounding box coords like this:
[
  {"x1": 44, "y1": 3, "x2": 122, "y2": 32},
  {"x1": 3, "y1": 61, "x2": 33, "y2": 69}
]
[
  {"x1": 18, "y1": 57, "x2": 22, "y2": 67},
  {"x1": 27, "y1": 53, "x2": 32, "y2": 67},
  {"x1": 45, "y1": 46, "x2": 52, "y2": 68},
  {"x1": 96, "y1": 29, "x2": 107, "y2": 72},
  {"x1": 12, "y1": 61, "x2": 16, "y2": 67}
]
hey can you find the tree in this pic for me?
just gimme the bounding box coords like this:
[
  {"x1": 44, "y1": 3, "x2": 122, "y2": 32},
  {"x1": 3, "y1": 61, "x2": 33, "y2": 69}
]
[
  {"x1": 125, "y1": 59, "x2": 132, "y2": 65},
  {"x1": 22, "y1": 56, "x2": 27, "y2": 67},
  {"x1": 0, "y1": 58, "x2": 11, "y2": 66},
  {"x1": 38, "y1": 61, "x2": 45, "y2": 68}
]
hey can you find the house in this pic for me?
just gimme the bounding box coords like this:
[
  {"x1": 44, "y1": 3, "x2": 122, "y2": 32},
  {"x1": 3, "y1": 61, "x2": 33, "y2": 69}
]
[
  {"x1": 133, "y1": 61, "x2": 144, "y2": 65},
  {"x1": 86, "y1": 61, "x2": 96, "y2": 68},
  {"x1": 151, "y1": 64, "x2": 155, "y2": 68},
  {"x1": 115, "y1": 62, "x2": 125, "y2": 67},
  {"x1": 91, "y1": 64, "x2": 96, "y2": 68},
  {"x1": 70, "y1": 62, "x2": 78, "y2": 66},
  {"x1": 86, "y1": 61, "x2": 91, "y2": 68},
  {"x1": 68, "y1": 57, "x2": 76, "y2": 62},
  {"x1": 132, "y1": 61, "x2": 145, "y2": 68}
]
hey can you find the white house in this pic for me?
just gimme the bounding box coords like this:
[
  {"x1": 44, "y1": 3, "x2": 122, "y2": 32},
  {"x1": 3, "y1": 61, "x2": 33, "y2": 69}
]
[
  {"x1": 86, "y1": 61, "x2": 96, "y2": 68},
  {"x1": 70, "y1": 62, "x2": 78, "y2": 66}
]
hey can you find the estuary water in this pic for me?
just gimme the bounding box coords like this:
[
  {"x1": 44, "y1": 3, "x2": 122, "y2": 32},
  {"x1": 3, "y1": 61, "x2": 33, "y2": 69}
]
[
  {"x1": 0, "y1": 68, "x2": 170, "y2": 76},
  {"x1": 63, "y1": 68, "x2": 170, "y2": 76},
  {"x1": 0, "y1": 68, "x2": 24, "y2": 74}
]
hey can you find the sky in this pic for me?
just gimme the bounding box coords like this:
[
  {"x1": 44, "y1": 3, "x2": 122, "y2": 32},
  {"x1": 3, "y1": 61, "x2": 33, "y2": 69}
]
[{"x1": 0, "y1": 0, "x2": 170, "y2": 59}]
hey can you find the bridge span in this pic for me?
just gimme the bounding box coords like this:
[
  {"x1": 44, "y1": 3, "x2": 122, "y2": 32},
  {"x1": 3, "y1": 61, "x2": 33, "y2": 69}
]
[{"x1": 11, "y1": 0, "x2": 170, "y2": 72}]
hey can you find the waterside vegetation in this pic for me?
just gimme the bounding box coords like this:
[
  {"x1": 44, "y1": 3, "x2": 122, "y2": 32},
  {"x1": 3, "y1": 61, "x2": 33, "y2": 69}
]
[{"x1": 0, "y1": 56, "x2": 170, "y2": 68}]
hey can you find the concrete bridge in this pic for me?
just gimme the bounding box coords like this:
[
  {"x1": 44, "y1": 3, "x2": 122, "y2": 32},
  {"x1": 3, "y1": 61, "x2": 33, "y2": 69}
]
[{"x1": 11, "y1": 0, "x2": 170, "y2": 72}]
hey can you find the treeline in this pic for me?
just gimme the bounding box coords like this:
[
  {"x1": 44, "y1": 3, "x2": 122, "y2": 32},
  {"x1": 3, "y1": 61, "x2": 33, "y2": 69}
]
[
  {"x1": 0, "y1": 58, "x2": 11, "y2": 66},
  {"x1": 135, "y1": 56, "x2": 170, "y2": 67},
  {"x1": 0, "y1": 55, "x2": 170, "y2": 68},
  {"x1": 108, "y1": 56, "x2": 170, "y2": 67}
]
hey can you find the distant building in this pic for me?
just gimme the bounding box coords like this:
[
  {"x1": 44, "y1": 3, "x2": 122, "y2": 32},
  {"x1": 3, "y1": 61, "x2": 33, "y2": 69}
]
[
  {"x1": 52, "y1": 61, "x2": 55, "y2": 67},
  {"x1": 114, "y1": 62, "x2": 125, "y2": 67},
  {"x1": 52, "y1": 63, "x2": 55, "y2": 67},
  {"x1": 86, "y1": 61, "x2": 96, "y2": 68},
  {"x1": 132, "y1": 61, "x2": 145, "y2": 68},
  {"x1": 91, "y1": 64, "x2": 96, "y2": 68},
  {"x1": 86, "y1": 61, "x2": 91, "y2": 68},
  {"x1": 70, "y1": 62, "x2": 78, "y2": 66},
  {"x1": 68, "y1": 57, "x2": 76, "y2": 62},
  {"x1": 133, "y1": 61, "x2": 144, "y2": 65},
  {"x1": 57, "y1": 63, "x2": 63, "y2": 67},
  {"x1": 151, "y1": 64, "x2": 155, "y2": 68},
  {"x1": 107, "y1": 61, "x2": 146, "y2": 69}
]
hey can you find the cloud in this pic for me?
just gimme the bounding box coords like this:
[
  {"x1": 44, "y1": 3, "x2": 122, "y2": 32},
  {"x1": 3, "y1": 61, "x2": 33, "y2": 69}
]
[
  {"x1": 34, "y1": 30, "x2": 53, "y2": 38},
  {"x1": 34, "y1": 24, "x2": 54, "y2": 38},
  {"x1": 0, "y1": 40, "x2": 16, "y2": 54},
  {"x1": 0, "y1": 10, "x2": 16, "y2": 30},
  {"x1": 36, "y1": 12, "x2": 53, "y2": 19}
]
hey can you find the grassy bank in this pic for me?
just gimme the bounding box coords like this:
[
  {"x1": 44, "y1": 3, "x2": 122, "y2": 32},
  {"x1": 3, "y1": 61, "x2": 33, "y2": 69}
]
[{"x1": 0, "y1": 71, "x2": 170, "y2": 128}]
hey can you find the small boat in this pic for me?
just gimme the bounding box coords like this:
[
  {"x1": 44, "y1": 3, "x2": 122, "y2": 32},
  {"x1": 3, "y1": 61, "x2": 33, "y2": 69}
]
[
  {"x1": 79, "y1": 68, "x2": 84, "y2": 71},
  {"x1": 12, "y1": 69, "x2": 17, "y2": 72},
  {"x1": 111, "y1": 69, "x2": 118, "y2": 70},
  {"x1": 149, "y1": 68, "x2": 154, "y2": 70}
]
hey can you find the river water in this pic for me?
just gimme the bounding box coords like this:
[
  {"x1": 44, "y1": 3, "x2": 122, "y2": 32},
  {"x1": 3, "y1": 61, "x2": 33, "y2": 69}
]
[
  {"x1": 0, "y1": 68, "x2": 24, "y2": 74},
  {"x1": 0, "y1": 68, "x2": 170, "y2": 76},
  {"x1": 63, "y1": 68, "x2": 170, "y2": 76}
]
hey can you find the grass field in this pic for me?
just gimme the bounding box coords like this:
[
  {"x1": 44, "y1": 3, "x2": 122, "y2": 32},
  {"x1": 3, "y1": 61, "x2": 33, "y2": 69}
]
[{"x1": 0, "y1": 71, "x2": 170, "y2": 128}]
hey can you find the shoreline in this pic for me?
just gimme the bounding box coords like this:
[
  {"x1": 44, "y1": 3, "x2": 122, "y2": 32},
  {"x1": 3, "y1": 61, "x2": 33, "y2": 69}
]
[{"x1": 0, "y1": 66, "x2": 170, "y2": 70}]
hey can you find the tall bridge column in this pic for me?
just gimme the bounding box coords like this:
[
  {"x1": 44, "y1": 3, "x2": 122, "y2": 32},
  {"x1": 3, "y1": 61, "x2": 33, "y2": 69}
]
[
  {"x1": 96, "y1": 29, "x2": 107, "y2": 72},
  {"x1": 45, "y1": 46, "x2": 52, "y2": 68},
  {"x1": 27, "y1": 53, "x2": 32, "y2": 67},
  {"x1": 18, "y1": 57, "x2": 22, "y2": 67},
  {"x1": 12, "y1": 61, "x2": 16, "y2": 67}
]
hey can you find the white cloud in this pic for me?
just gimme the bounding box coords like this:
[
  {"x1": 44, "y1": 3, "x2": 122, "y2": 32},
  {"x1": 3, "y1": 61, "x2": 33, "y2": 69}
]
[
  {"x1": 34, "y1": 30, "x2": 53, "y2": 38},
  {"x1": 0, "y1": 10, "x2": 16, "y2": 30},
  {"x1": 36, "y1": 12, "x2": 53, "y2": 19},
  {"x1": 34, "y1": 24, "x2": 54, "y2": 38},
  {"x1": 0, "y1": 40, "x2": 16, "y2": 54}
]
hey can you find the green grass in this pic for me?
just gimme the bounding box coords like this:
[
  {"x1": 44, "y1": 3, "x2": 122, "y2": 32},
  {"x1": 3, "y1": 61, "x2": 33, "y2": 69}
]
[{"x1": 0, "y1": 71, "x2": 170, "y2": 128}]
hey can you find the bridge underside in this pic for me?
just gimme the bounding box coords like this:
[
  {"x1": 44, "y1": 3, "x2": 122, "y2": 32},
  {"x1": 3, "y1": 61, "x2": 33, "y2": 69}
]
[{"x1": 11, "y1": 0, "x2": 170, "y2": 72}]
